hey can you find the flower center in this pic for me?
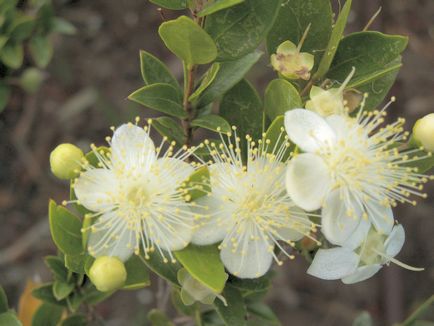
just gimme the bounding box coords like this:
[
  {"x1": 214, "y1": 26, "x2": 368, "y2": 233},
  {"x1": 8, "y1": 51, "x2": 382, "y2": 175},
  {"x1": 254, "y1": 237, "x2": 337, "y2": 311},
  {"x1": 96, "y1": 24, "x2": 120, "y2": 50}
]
[{"x1": 126, "y1": 185, "x2": 149, "y2": 208}]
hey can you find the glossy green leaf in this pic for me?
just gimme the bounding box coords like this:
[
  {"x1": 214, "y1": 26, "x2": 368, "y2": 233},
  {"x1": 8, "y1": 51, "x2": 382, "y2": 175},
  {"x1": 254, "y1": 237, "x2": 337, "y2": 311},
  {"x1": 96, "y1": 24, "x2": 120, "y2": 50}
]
[
  {"x1": 149, "y1": 0, "x2": 187, "y2": 10},
  {"x1": 198, "y1": 51, "x2": 262, "y2": 107},
  {"x1": 0, "y1": 287, "x2": 8, "y2": 313},
  {"x1": 0, "y1": 83, "x2": 10, "y2": 112},
  {"x1": 267, "y1": 0, "x2": 332, "y2": 63},
  {"x1": 64, "y1": 253, "x2": 87, "y2": 274},
  {"x1": 402, "y1": 149, "x2": 434, "y2": 174},
  {"x1": 31, "y1": 303, "x2": 63, "y2": 326},
  {"x1": 159, "y1": 16, "x2": 217, "y2": 65},
  {"x1": 128, "y1": 83, "x2": 186, "y2": 118},
  {"x1": 60, "y1": 314, "x2": 87, "y2": 326},
  {"x1": 198, "y1": 0, "x2": 245, "y2": 17},
  {"x1": 142, "y1": 252, "x2": 181, "y2": 285},
  {"x1": 191, "y1": 114, "x2": 231, "y2": 133},
  {"x1": 148, "y1": 309, "x2": 175, "y2": 326},
  {"x1": 53, "y1": 281, "x2": 74, "y2": 301},
  {"x1": 45, "y1": 256, "x2": 68, "y2": 282},
  {"x1": 264, "y1": 79, "x2": 301, "y2": 121},
  {"x1": 29, "y1": 36, "x2": 53, "y2": 68},
  {"x1": 49, "y1": 200, "x2": 83, "y2": 255},
  {"x1": 175, "y1": 244, "x2": 227, "y2": 293},
  {"x1": 214, "y1": 285, "x2": 247, "y2": 326},
  {"x1": 189, "y1": 63, "x2": 220, "y2": 102},
  {"x1": 140, "y1": 50, "x2": 180, "y2": 89},
  {"x1": 152, "y1": 116, "x2": 185, "y2": 145},
  {"x1": 0, "y1": 43, "x2": 23, "y2": 69},
  {"x1": 123, "y1": 255, "x2": 151, "y2": 290},
  {"x1": 205, "y1": 0, "x2": 281, "y2": 61},
  {"x1": 246, "y1": 302, "x2": 280, "y2": 325},
  {"x1": 314, "y1": 0, "x2": 352, "y2": 79},
  {"x1": 32, "y1": 284, "x2": 67, "y2": 307},
  {"x1": 0, "y1": 312, "x2": 22, "y2": 326},
  {"x1": 182, "y1": 166, "x2": 211, "y2": 201}
]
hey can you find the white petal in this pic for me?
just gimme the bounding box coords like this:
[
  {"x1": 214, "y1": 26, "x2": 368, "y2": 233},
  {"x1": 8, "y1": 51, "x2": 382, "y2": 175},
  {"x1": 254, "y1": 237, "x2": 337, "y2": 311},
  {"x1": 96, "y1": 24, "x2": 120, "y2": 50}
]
[
  {"x1": 342, "y1": 264, "x2": 382, "y2": 284},
  {"x1": 152, "y1": 158, "x2": 194, "y2": 193},
  {"x1": 87, "y1": 211, "x2": 135, "y2": 262},
  {"x1": 384, "y1": 225, "x2": 405, "y2": 257},
  {"x1": 326, "y1": 115, "x2": 349, "y2": 139},
  {"x1": 208, "y1": 163, "x2": 239, "y2": 198},
  {"x1": 365, "y1": 201, "x2": 394, "y2": 235},
  {"x1": 111, "y1": 124, "x2": 156, "y2": 173},
  {"x1": 191, "y1": 196, "x2": 232, "y2": 246},
  {"x1": 74, "y1": 168, "x2": 118, "y2": 212},
  {"x1": 275, "y1": 207, "x2": 311, "y2": 242},
  {"x1": 342, "y1": 217, "x2": 371, "y2": 250},
  {"x1": 307, "y1": 247, "x2": 359, "y2": 280},
  {"x1": 284, "y1": 109, "x2": 336, "y2": 152},
  {"x1": 285, "y1": 153, "x2": 331, "y2": 211},
  {"x1": 220, "y1": 235, "x2": 273, "y2": 279},
  {"x1": 322, "y1": 189, "x2": 364, "y2": 246}
]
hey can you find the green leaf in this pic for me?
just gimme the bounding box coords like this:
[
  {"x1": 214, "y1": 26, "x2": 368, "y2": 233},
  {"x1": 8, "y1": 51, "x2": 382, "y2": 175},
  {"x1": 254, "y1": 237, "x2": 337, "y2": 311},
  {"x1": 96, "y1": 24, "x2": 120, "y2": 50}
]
[
  {"x1": 0, "y1": 287, "x2": 8, "y2": 313},
  {"x1": 64, "y1": 253, "x2": 87, "y2": 274},
  {"x1": 45, "y1": 256, "x2": 68, "y2": 282},
  {"x1": 128, "y1": 83, "x2": 186, "y2": 118},
  {"x1": 214, "y1": 285, "x2": 247, "y2": 326},
  {"x1": 0, "y1": 83, "x2": 10, "y2": 112},
  {"x1": 48, "y1": 200, "x2": 84, "y2": 255},
  {"x1": 314, "y1": 0, "x2": 352, "y2": 79},
  {"x1": 264, "y1": 79, "x2": 301, "y2": 121},
  {"x1": 182, "y1": 166, "x2": 211, "y2": 201},
  {"x1": 267, "y1": 0, "x2": 332, "y2": 64},
  {"x1": 140, "y1": 50, "x2": 180, "y2": 89},
  {"x1": 60, "y1": 314, "x2": 87, "y2": 326},
  {"x1": 142, "y1": 252, "x2": 181, "y2": 285},
  {"x1": 81, "y1": 284, "x2": 113, "y2": 305},
  {"x1": 10, "y1": 15, "x2": 35, "y2": 41},
  {"x1": 159, "y1": 16, "x2": 217, "y2": 65},
  {"x1": 205, "y1": 0, "x2": 281, "y2": 61},
  {"x1": 191, "y1": 114, "x2": 231, "y2": 133},
  {"x1": 263, "y1": 115, "x2": 291, "y2": 160},
  {"x1": 0, "y1": 312, "x2": 22, "y2": 326},
  {"x1": 171, "y1": 288, "x2": 196, "y2": 316},
  {"x1": 228, "y1": 272, "x2": 272, "y2": 293},
  {"x1": 352, "y1": 311, "x2": 373, "y2": 326},
  {"x1": 246, "y1": 302, "x2": 280, "y2": 325},
  {"x1": 189, "y1": 63, "x2": 220, "y2": 102},
  {"x1": 0, "y1": 43, "x2": 23, "y2": 69},
  {"x1": 29, "y1": 36, "x2": 53, "y2": 68},
  {"x1": 53, "y1": 281, "x2": 74, "y2": 301},
  {"x1": 51, "y1": 17, "x2": 77, "y2": 35},
  {"x1": 152, "y1": 116, "x2": 185, "y2": 144},
  {"x1": 31, "y1": 303, "x2": 63, "y2": 326},
  {"x1": 198, "y1": 0, "x2": 245, "y2": 17},
  {"x1": 175, "y1": 244, "x2": 228, "y2": 293},
  {"x1": 123, "y1": 255, "x2": 151, "y2": 290},
  {"x1": 20, "y1": 68, "x2": 45, "y2": 94},
  {"x1": 198, "y1": 51, "x2": 262, "y2": 107},
  {"x1": 148, "y1": 309, "x2": 175, "y2": 326},
  {"x1": 402, "y1": 149, "x2": 434, "y2": 174},
  {"x1": 32, "y1": 284, "x2": 67, "y2": 307},
  {"x1": 149, "y1": 0, "x2": 187, "y2": 10}
]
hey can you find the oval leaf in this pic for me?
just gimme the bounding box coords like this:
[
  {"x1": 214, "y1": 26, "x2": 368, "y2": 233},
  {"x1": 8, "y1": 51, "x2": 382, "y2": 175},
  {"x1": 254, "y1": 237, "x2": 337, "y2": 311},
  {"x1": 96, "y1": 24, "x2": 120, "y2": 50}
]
[
  {"x1": 140, "y1": 50, "x2": 180, "y2": 89},
  {"x1": 152, "y1": 116, "x2": 185, "y2": 145},
  {"x1": 123, "y1": 255, "x2": 151, "y2": 290},
  {"x1": 264, "y1": 79, "x2": 301, "y2": 121},
  {"x1": 213, "y1": 285, "x2": 247, "y2": 326},
  {"x1": 189, "y1": 63, "x2": 220, "y2": 102},
  {"x1": 191, "y1": 114, "x2": 231, "y2": 133},
  {"x1": 198, "y1": 0, "x2": 245, "y2": 17},
  {"x1": 32, "y1": 303, "x2": 63, "y2": 326}
]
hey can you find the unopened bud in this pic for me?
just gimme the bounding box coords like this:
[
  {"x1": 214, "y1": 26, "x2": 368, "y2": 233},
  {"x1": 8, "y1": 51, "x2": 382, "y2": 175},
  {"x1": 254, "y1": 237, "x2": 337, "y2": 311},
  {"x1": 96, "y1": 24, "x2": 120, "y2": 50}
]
[
  {"x1": 412, "y1": 113, "x2": 434, "y2": 151},
  {"x1": 306, "y1": 86, "x2": 345, "y2": 117},
  {"x1": 89, "y1": 256, "x2": 127, "y2": 292},
  {"x1": 50, "y1": 143, "x2": 84, "y2": 179}
]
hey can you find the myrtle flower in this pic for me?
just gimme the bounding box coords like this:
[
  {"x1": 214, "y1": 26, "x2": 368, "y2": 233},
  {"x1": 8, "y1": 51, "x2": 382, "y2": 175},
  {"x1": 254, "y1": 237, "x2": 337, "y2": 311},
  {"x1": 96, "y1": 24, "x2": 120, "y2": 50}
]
[
  {"x1": 307, "y1": 225, "x2": 423, "y2": 283},
  {"x1": 72, "y1": 122, "x2": 197, "y2": 263},
  {"x1": 191, "y1": 128, "x2": 316, "y2": 279},
  {"x1": 284, "y1": 107, "x2": 432, "y2": 248}
]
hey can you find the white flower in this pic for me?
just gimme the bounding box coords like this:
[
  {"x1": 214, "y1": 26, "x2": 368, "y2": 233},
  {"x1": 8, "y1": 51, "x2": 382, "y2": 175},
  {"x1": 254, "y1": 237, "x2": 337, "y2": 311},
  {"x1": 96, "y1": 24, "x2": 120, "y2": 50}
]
[
  {"x1": 191, "y1": 129, "x2": 316, "y2": 279},
  {"x1": 307, "y1": 225, "x2": 423, "y2": 284},
  {"x1": 73, "y1": 123, "x2": 196, "y2": 263},
  {"x1": 284, "y1": 107, "x2": 431, "y2": 248}
]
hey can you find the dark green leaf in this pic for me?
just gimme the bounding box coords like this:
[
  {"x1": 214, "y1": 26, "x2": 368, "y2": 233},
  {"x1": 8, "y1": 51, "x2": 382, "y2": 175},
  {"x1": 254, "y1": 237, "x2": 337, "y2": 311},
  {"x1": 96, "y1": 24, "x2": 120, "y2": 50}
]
[
  {"x1": 214, "y1": 285, "x2": 247, "y2": 326},
  {"x1": 32, "y1": 284, "x2": 67, "y2": 307},
  {"x1": 175, "y1": 244, "x2": 228, "y2": 293},
  {"x1": 149, "y1": 0, "x2": 187, "y2": 10},
  {"x1": 0, "y1": 311, "x2": 22, "y2": 326},
  {"x1": 0, "y1": 286, "x2": 8, "y2": 313},
  {"x1": 64, "y1": 253, "x2": 87, "y2": 274},
  {"x1": 148, "y1": 309, "x2": 175, "y2": 326},
  {"x1": 142, "y1": 252, "x2": 181, "y2": 285},
  {"x1": 152, "y1": 116, "x2": 185, "y2": 144},
  {"x1": 159, "y1": 16, "x2": 217, "y2": 65},
  {"x1": 191, "y1": 114, "x2": 231, "y2": 133},
  {"x1": 49, "y1": 200, "x2": 83, "y2": 255},
  {"x1": 0, "y1": 83, "x2": 10, "y2": 112},
  {"x1": 189, "y1": 63, "x2": 220, "y2": 102},
  {"x1": 31, "y1": 303, "x2": 63, "y2": 326},
  {"x1": 264, "y1": 79, "x2": 301, "y2": 121},
  {"x1": 53, "y1": 281, "x2": 74, "y2": 301},
  {"x1": 140, "y1": 50, "x2": 180, "y2": 89},
  {"x1": 314, "y1": 0, "x2": 352, "y2": 79},
  {"x1": 0, "y1": 43, "x2": 24, "y2": 69},
  {"x1": 10, "y1": 15, "x2": 35, "y2": 41},
  {"x1": 45, "y1": 256, "x2": 68, "y2": 282},
  {"x1": 182, "y1": 166, "x2": 211, "y2": 201},
  {"x1": 198, "y1": 51, "x2": 262, "y2": 107},
  {"x1": 198, "y1": 0, "x2": 245, "y2": 17},
  {"x1": 123, "y1": 255, "x2": 151, "y2": 290},
  {"x1": 29, "y1": 36, "x2": 53, "y2": 68},
  {"x1": 267, "y1": 0, "x2": 332, "y2": 64},
  {"x1": 128, "y1": 83, "x2": 186, "y2": 118},
  {"x1": 228, "y1": 272, "x2": 272, "y2": 293},
  {"x1": 60, "y1": 314, "x2": 87, "y2": 326},
  {"x1": 205, "y1": 0, "x2": 281, "y2": 61},
  {"x1": 247, "y1": 302, "x2": 280, "y2": 325},
  {"x1": 81, "y1": 284, "x2": 113, "y2": 305}
]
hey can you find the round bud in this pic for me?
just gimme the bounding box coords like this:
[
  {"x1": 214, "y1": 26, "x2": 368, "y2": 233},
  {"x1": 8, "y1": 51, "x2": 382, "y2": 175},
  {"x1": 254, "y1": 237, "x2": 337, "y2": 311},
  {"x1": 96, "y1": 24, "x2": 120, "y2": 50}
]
[
  {"x1": 412, "y1": 113, "x2": 434, "y2": 152},
  {"x1": 88, "y1": 256, "x2": 127, "y2": 292},
  {"x1": 50, "y1": 143, "x2": 84, "y2": 180}
]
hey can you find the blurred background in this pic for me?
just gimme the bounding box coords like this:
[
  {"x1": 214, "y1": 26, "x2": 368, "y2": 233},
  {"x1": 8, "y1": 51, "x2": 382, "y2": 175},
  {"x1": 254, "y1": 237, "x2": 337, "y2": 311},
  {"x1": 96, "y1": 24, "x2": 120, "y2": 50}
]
[{"x1": 0, "y1": 0, "x2": 433, "y2": 325}]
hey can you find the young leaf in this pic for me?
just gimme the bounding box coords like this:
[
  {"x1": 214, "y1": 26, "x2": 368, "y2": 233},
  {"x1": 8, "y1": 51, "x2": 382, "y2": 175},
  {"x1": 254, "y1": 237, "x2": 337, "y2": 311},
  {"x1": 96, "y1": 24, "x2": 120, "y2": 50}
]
[
  {"x1": 128, "y1": 83, "x2": 186, "y2": 118},
  {"x1": 45, "y1": 256, "x2": 68, "y2": 282},
  {"x1": 140, "y1": 50, "x2": 180, "y2": 89},
  {"x1": 213, "y1": 285, "x2": 247, "y2": 326},
  {"x1": 198, "y1": 51, "x2": 262, "y2": 107},
  {"x1": 197, "y1": 0, "x2": 245, "y2": 17},
  {"x1": 175, "y1": 244, "x2": 228, "y2": 293},
  {"x1": 52, "y1": 281, "x2": 74, "y2": 301},
  {"x1": 31, "y1": 303, "x2": 63, "y2": 326},
  {"x1": 29, "y1": 36, "x2": 53, "y2": 68},
  {"x1": 0, "y1": 286, "x2": 8, "y2": 313},
  {"x1": 149, "y1": 0, "x2": 187, "y2": 10},
  {"x1": 189, "y1": 63, "x2": 220, "y2": 102},
  {"x1": 205, "y1": 0, "x2": 281, "y2": 61},
  {"x1": 48, "y1": 200, "x2": 83, "y2": 255},
  {"x1": 0, "y1": 43, "x2": 24, "y2": 69},
  {"x1": 0, "y1": 312, "x2": 22, "y2": 326},
  {"x1": 123, "y1": 255, "x2": 151, "y2": 290},
  {"x1": 142, "y1": 252, "x2": 181, "y2": 286},
  {"x1": 314, "y1": 0, "x2": 352, "y2": 79},
  {"x1": 159, "y1": 16, "x2": 217, "y2": 65},
  {"x1": 264, "y1": 79, "x2": 301, "y2": 121},
  {"x1": 267, "y1": 0, "x2": 332, "y2": 62},
  {"x1": 152, "y1": 116, "x2": 185, "y2": 144},
  {"x1": 191, "y1": 115, "x2": 231, "y2": 133}
]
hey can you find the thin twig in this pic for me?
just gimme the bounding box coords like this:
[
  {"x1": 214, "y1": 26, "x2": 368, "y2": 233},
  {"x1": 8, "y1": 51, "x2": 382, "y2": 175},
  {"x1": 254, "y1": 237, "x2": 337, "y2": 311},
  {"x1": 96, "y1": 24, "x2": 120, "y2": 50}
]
[{"x1": 363, "y1": 7, "x2": 382, "y2": 31}]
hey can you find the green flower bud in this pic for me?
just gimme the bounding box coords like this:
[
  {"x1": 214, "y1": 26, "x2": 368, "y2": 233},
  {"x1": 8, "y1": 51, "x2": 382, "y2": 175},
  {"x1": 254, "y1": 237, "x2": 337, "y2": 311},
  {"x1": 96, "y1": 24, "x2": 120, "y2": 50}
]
[
  {"x1": 412, "y1": 113, "x2": 434, "y2": 152},
  {"x1": 89, "y1": 256, "x2": 127, "y2": 292},
  {"x1": 50, "y1": 143, "x2": 84, "y2": 180}
]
